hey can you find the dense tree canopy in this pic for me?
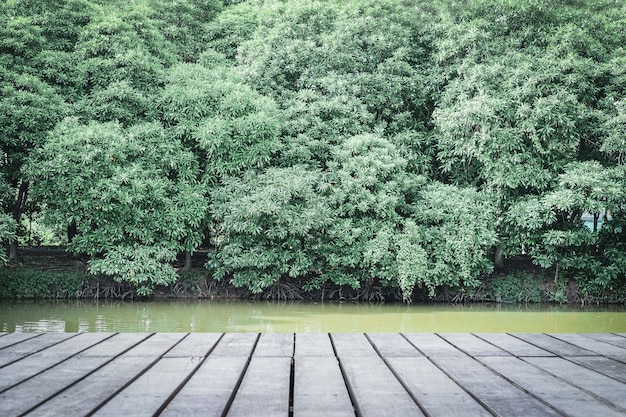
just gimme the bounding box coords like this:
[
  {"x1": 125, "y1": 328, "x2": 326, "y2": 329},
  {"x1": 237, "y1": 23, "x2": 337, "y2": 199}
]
[{"x1": 1, "y1": 0, "x2": 624, "y2": 301}]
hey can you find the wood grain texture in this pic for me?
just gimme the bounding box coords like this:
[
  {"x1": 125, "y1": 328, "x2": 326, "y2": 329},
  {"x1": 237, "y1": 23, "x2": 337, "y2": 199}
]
[{"x1": 1, "y1": 332, "x2": 624, "y2": 417}]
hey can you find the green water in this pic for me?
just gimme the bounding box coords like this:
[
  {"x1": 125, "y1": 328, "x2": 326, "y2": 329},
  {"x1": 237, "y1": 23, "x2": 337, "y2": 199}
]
[{"x1": 1, "y1": 300, "x2": 625, "y2": 333}]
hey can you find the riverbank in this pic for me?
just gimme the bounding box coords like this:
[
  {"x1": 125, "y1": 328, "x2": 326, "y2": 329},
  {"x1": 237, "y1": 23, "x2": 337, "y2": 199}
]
[{"x1": 1, "y1": 248, "x2": 624, "y2": 304}]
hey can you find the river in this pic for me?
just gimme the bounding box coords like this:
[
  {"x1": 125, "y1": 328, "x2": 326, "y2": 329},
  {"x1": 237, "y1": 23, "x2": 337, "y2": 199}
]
[{"x1": 1, "y1": 300, "x2": 625, "y2": 333}]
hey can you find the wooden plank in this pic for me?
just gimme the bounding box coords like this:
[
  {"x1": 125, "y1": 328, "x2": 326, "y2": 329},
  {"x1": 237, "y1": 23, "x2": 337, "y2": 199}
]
[
  {"x1": 367, "y1": 333, "x2": 422, "y2": 357},
  {"x1": 338, "y1": 355, "x2": 425, "y2": 417},
  {"x1": 254, "y1": 333, "x2": 294, "y2": 357},
  {"x1": 548, "y1": 333, "x2": 626, "y2": 358},
  {"x1": 331, "y1": 333, "x2": 378, "y2": 357},
  {"x1": 513, "y1": 333, "x2": 597, "y2": 356},
  {"x1": 439, "y1": 333, "x2": 510, "y2": 357},
  {"x1": 160, "y1": 356, "x2": 249, "y2": 417},
  {"x1": 294, "y1": 333, "x2": 334, "y2": 357},
  {"x1": 585, "y1": 333, "x2": 626, "y2": 349},
  {"x1": 474, "y1": 333, "x2": 555, "y2": 357},
  {"x1": 523, "y1": 356, "x2": 626, "y2": 410},
  {"x1": 0, "y1": 332, "x2": 42, "y2": 350},
  {"x1": 0, "y1": 333, "x2": 77, "y2": 367},
  {"x1": 579, "y1": 333, "x2": 626, "y2": 350},
  {"x1": 293, "y1": 356, "x2": 354, "y2": 417},
  {"x1": 428, "y1": 354, "x2": 562, "y2": 416},
  {"x1": 227, "y1": 357, "x2": 292, "y2": 417},
  {"x1": 403, "y1": 333, "x2": 466, "y2": 357},
  {"x1": 91, "y1": 357, "x2": 201, "y2": 417},
  {"x1": 163, "y1": 333, "x2": 222, "y2": 358},
  {"x1": 386, "y1": 356, "x2": 492, "y2": 417},
  {"x1": 0, "y1": 333, "x2": 149, "y2": 417},
  {"x1": 0, "y1": 332, "x2": 113, "y2": 392},
  {"x1": 211, "y1": 333, "x2": 259, "y2": 357},
  {"x1": 479, "y1": 356, "x2": 626, "y2": 417},
  {"x1": 568, "y1": 356, "x2": 626, "y2": 383},
  {"x1": 92, "y1": 334, "x2": 223, "y2": 417},
  {"x1": 26, "y1": 333, "x2": 186, "y2": 417}
]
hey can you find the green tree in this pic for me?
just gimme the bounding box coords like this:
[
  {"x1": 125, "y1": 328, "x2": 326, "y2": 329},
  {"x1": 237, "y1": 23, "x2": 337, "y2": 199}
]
[
  {"x1": 27, "y1": 119, "x2": 206, "y2": 294},
  {"x1": 150, "y1": 0, "x2": 223, "y2": 62},
  {"x1": 159, "y1": 61, "x2": 280, "y2": 185},
  {"x1": 235, "y1": 0, "x2": 435, "y2": 170},
  {"x1": 319, "y1": 133, "x2": 421, "y2": 297},
  {"x1": 72, "y1": 2, "x2": 177, "y2": 126},
  {"x1": 208, "y1": 166, "x2": 332, "y2": 294},
  {"x1": 158, "y1": 59, "x2": 281, "y2": 269},
  {"x1": 508, "y1": 162, "x2": 626, "y2": 292},
  {"x1": 412, "y1": 183, "x2": 497, "y2": 297}
]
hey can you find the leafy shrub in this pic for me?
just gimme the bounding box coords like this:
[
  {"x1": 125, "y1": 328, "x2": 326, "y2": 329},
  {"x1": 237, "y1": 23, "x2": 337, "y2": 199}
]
[
  {"x1": 0, "y1": 268, "x2": 87, "y2": 299},
  {"x1": 483, "y1": 272, "x2": 544, "y2": 303}
]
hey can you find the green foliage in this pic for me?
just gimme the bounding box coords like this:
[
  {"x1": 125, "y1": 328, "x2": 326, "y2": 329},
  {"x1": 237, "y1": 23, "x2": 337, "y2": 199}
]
[
  {"x1": 27, "y1": 119, "x2": 206, "y2": 294},
  {"x1": 149, "y1": 0, "x2": 223, "y2": 61},
  {"x1": 484, "y1": 272, "x2": 543, "y2": 303},
  {"x1": 89, "y1": 245, "x2": 177, "y2": 296},
  {"x1": 412, "y1": 183, "x2": 497, "y2": 296},
  {"x1": 2, "y1": 0, "x2": 625, "y2": 302},
  {"x1": 208, "y1": 166, "x2": 332, "y2": 293},
  {"x1": 159, "y1": 62, "x2": 280, "y2": 183},
  {"x1": 18, "y1": 215, "x2": 66, "y2": 247},
  {"x1": 0, "y1": 268, "x2": 87, "y2": 299},
  {"x1": 0, "y1": 214, "x2": 17, "y2": 265},
  {"x1": 320, "y1": 133, "x2": 422, "y2": 297}
]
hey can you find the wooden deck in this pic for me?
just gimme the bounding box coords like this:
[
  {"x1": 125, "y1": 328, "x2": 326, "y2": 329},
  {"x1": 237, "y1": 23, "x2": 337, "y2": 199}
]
[{"x1": 1, "y1": 332, "x2": 626, "y2": 416}]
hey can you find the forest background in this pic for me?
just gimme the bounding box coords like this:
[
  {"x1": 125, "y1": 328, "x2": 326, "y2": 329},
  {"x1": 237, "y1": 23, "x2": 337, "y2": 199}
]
[{"x1": 1, "y1": 0, "x2": 625, "y2": 303}]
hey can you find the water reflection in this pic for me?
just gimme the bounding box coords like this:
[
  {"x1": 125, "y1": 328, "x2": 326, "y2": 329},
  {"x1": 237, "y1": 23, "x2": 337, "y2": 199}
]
[{"x1": 1, "y1": 299, "x2": 625, "y2": 333}]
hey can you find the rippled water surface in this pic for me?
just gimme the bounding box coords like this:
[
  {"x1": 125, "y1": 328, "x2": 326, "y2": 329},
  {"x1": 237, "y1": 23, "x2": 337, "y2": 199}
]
[{"x1": 1, "y1": 300, "x2": 625, "y2": 333}]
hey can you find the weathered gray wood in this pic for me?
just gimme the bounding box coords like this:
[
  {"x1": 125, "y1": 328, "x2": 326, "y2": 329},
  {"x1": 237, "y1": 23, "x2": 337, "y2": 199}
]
[
  {"x1": 92, "y1": 357, "x2": 201, "y2": 417},
  {"x1": 93, "y1": 334, "x2": 223, "y2": 417},
  {"x1": 439, "y1": 333, "x2": 510, "y2": 357},
  {"x1": 0, "y1": 332, "x2": 42, "y2": 350},
  {"x1": 475, "y1": 333, "x2": 554, "y2": 357},
  {"x1": 338, "y1": 355, "x2": 425, "y2": 417},
  {"x1": 584, "y1": 333, "x2": 626, "y2": 349},
  {"x1": 211, "y1": 332, "x2": 258, "y2": 357},
  {"x1": 480, "y1": 356, "x2": 626, "y2": 417},
  {"x1": 227, "y1": 356, "x2": 292, "y2": 417},
  {"x1": 160, "y1": 356, "x2": 249, "y2": 417},
  {"x1": 26, "y1": 333, "x2": 186, "y2": 417},
  {"x1": 163, "y1": 333, "x2": 222, "y2": 358},
  {"x1": 254, "y1": 333, "x2": 294, "y2": 357},
  {"x1": 403, "y1": 333, "x2": 466, "y2": 357},
  {"x1": 0, "y1": 333, "x2": 148, "y2": 417},
  {"x1": 568, "y1": 356, "x2": 626, "y2": 383},
  {"x1": 367, "y1": 333, "x2": 422, "y2": 357},
  {"x1": 523, "y1": 356, "x2": 626, "y2": 410},
  {"x1": 513, "y1": 333, "x2": 597, "y2": 356},
  {"x1": 428, "y1": 354, "x2": 562, "y2": 416},
  {"x1": 331, "y1": 333, "x2": 378, "y2": 357},
  {"x1": 386, "y1": 356, "x2": 492, "y2": 417},
  {"x1": 293, "y1": 356, "x2": 354, "y2": 417},
  {"x1": 3, "y1": 332, "x2": 626, "y2": 417},
  {"x1": 0, "y1": 333, "x2": 77, "y2": 367},
  {"x1": 0, "y1": 332, "x2": 113, "y2": 391},
  {"x1": 548, "y1": 333, "x2": 626, "y2": 358},
  {"x1": 294, "y1": 333, "x2": 334, "y2": 356}
]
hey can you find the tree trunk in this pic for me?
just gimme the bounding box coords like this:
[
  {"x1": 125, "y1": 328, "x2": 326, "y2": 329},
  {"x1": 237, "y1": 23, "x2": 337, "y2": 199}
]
[
  {"x1": 183, "y1": 251, "x2": 192, "y2": 272},
  {"x1": 67, "y1": 220, "x2": 77, "y2": 244},
  {"x1": 494, "y1": 243, "x2": 504, "y2": 269},
  {"x1": 554, "y1": 262, "x2": 559, "y2": 284},
  {"x1": 8, "y1": 240, "x2": 18, "y2": 263},
  {"x1": 8, "y1": 180, "x2": 29, "y2": 263}
]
